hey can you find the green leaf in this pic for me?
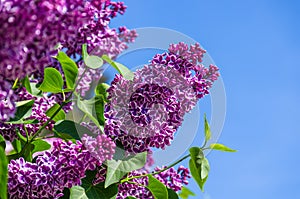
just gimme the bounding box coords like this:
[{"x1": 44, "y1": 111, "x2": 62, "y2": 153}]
[
  {"x1": 60, "y1": 188, "x2": 70, "y2": 199},
  {"x1": 30, "y1": 82, "x2": 42, "y2": 96},
  {"x1": 102, "y1": 55, "x2": 134, "y2": 80},
  {"x1": 54, "y1": 120, "x2": 94, "y2": 140},
  {"x1": 210, "y1": 143, "x2": 237, "y2": 152},
  {"x1": 94, "y1": 95, "x2": 105, "y2": 126},
  {"x1": 9, "y1": 99, "x2": 34, "y2": 122},
  {"x1": 189, "y1": 147, "x2": 204, "y2": 163},
  {"x1": 146, "y1": 175, "x2": 168, "y2": 199},
  {"x1": 23, "y1": 143, "x2": 34, "y2": 162},
  {"x1": 0, "y1": 147, "x2": 8, "y2": 199},
  {"x1": 168, "y1": 188, "x2": 179, "y2": 199},
  {"x1": 113, "y1": 141, "x2": 126, "y2": 160},
  {"x1": 189, "y1": 159, "x2": 207, "y2": 192},
  {"x1": 82, "y1": 170, "x2": 118, "y2": 199},
  {"x1": 95, "y1": 83, "x2": 110, "y2": 101},
  {"x1": 189, "y1": 147, "x2": 207, "y2": 192},
  {"x1": 39, "y1": 67, "x2": 64, "y2": 93},
  {"x1": 86, "y1": 182, "x2": 118, "y2": 199},
  {"x1": 46, "y1": 104, "x2": 66, "y2": 122},
  {"x1": 204, "y1": 114, "x2": 211, "y2": 143},
  {"x1": 32, "y1": 139, "x2": 51, "y2": 154},
  {"x1": 12, "y1": 78, "x2": 19, "y2": 89},
  {"x1": 201, "y1": 158, "x2": 210, "y2": 179},
  {"x1": 85, "y1": 55, "x2": 104, "y2": 69},
  {"x1": 178, "y1": 187, "x2": 196, "y2": 199},
  {"x1": 70, "y1": 186, "x2": 88, "y2": 199},
  {"x1": 0, "y1": 135, "x2": 5, "y2": 150},
  {"x1": 126, "y1": 197, "x2": 138, "y2": 199},
  {"x1": 77, "y1": 97, "x2": 103, "y2": 131},
  {"x1": 105, "y1": 152, "x2": 147, "y2": 188},
  {"x1": 11, "y1": 139, "x2": 22, "y2": 153},
  {"x1": 56, "y1": 51, "x2": 78, "y2": 89},
  {"x1": 23, "y1": 76, "x2": 32, "y2": 94}
]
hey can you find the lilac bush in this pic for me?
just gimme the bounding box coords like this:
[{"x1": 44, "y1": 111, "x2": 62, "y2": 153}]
[{"x1": 0, "y1": 1, "x2": 236, "y2": 199}]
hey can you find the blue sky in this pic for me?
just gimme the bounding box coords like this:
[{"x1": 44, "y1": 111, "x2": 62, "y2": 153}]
[{"x1": 108, "y1": 0, "x2": 300, "y2": 198}]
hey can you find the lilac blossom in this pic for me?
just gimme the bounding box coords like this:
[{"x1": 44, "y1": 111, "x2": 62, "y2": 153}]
[
  {"x1": 0, "y1": 0, "x2": 95, "y2": 80},
  {"x1": 104, "y1": 59, "x2": 202, "y2": 153},
  {"x1": 104, "y1": 43, "x2": 219, "y2": 154},
  {"x1": 92, "y1": 165, "x2": 107, "y2": 185},
  {"x1": 154, "y1": 165, "x2": 190, "y2": 192},
  {"x1": 63, "y1": 1, "x2": 137, "y2": 59},
  {"x1": 81, "y1": 134, "x2": 116, "y2": 163},
  {"x1": 8, "y1": 140, "x2": 101, "y2": 198},
  {"x1": 0, "y1": 0, "x2": 136, "y2": 83},
  {"x1": 168, "y1": 42, "x2": 206, "y2": 65},
  {"x1": 152, "y1": 42, "x2": 220, "y2": 99}
]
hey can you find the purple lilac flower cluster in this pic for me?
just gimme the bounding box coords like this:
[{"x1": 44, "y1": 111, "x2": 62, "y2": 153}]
[
  {"x1": 104, "y1": 42, "x2": 219, "y2": 153},
  {"x1": 81, "y1": 133, "x2": 116, "y2": 163},
  {"x1": 152, "y1": 42, "x2": 220, "y2": 99},
  {"x1": 0, "y1": 0, "x2": 136, "y2": 80},
  {"x1": 154, "y1": 166, "x2": 190, "y2": 192},
  {"x1": 62, "y1": 1, "x2": 137, "y2": 97},
  {"x1": 0, "y1": 0, "x2": 93, "y2": 80},
  {"x1": 8, "y1": 140, "x2": 102, "y2": 199},
  {"x1": 92, "y1": 165, "x2": 107, "y2": 186},
  {"x1": 63, "y1": 2, "x2": 137, "y2": 59}
]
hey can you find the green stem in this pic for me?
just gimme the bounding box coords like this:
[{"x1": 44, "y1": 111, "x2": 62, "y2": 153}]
[
  {"x1": 23, "y1": 125, "x2": 29, "y2": 142},
  {"x1": 201, "y1": 147, "x2": 210, "y2": 151},
  {"x1": 121, "y1": 154, "x2": 191, "y2": 183}
]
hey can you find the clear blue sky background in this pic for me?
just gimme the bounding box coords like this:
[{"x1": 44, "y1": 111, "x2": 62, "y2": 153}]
[{"x1": 108, "y1": 0, "x2": 300, "y2": 198}]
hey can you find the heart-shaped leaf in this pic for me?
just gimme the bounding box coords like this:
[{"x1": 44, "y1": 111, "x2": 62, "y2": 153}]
[{"x1": 39, "y1": 68, "x2": 64, "y2": 93}]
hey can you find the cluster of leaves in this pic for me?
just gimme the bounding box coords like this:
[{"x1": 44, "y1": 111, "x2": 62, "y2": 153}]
[
  {"x1": 0, "y1": 45, "x2": 235, "y2": 199},
  {"x1": 0, "y1": 45, "x2": 135, "y2": 198},
  {"x1": 188, "y1": 115, "x2": 236, "y2": 193}
]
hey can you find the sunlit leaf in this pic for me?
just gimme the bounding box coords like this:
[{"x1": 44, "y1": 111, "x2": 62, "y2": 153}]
[
  {"x1": 204, "y1": 114, "x2": 211, "y2": 143},
  {"x1": 32, "y1": 139, "x2": 51, "y2": 154},
  {"x1": 70, "y1": 186, "x2": 88, "y2": 199},
  {"x1": 178, "y1": 187, "x2": 196, "y2": 199},
  {"x1": 102, "y1": 55, "x2": 134, "y2": 80},
  {"x1": 147, "y1": 175, "x2": 168, "y2": 199},
  {"x1": 39, "y1": 68, "x2": 64, "y2": 93},
  {"x1": 210, "y1": 143, "x2": 237, "y2": 152},
  {"x1": 56, "y1": 51, "x2": 78, "y2": 89},
  {"x1": 85, "y1": 55, "x2": 104, "y2": 69}
]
